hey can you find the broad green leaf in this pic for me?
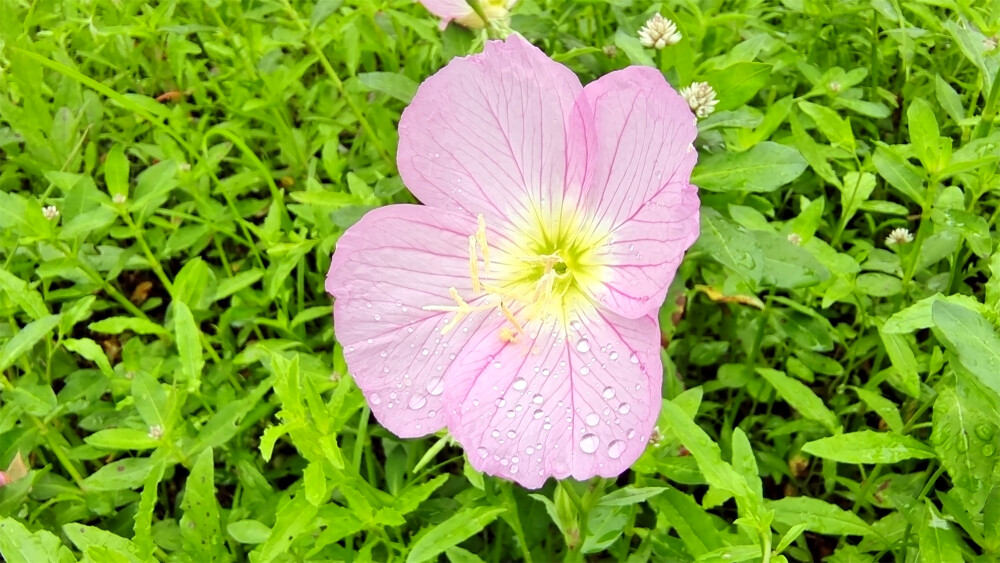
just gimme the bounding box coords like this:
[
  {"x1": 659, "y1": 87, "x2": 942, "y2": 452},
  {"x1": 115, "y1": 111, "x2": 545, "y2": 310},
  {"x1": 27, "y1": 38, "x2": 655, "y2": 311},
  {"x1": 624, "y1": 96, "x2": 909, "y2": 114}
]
[
  {"x1": 173, "y1": 301, "x2": 204, "y2": 392},
  {"x1": 756, "y1": 231, "x2": 830, "y2": 289},
  {"x1": 802, "y1": 431, "x2": 936, "y2": 463},
  {"x1": 918, "y1": 501, "x2": 964, "y2": 563},
  {"x1": 405, "y1": 506, "x2": 506, "y2": 563},
  {"x1": 104, "y1": 144, "x2": 130, "y2": 198},
  {"x1": 839, "y1": 171, "x2": 875, "y2": 224},
  {"x1": 358, "y1": 72, "x2": 419, "y2": 103},
  {"x1": 180, "y1": 448, "x2": 226, "y2": 561},
  {"x1": 132, "y1": 371, "x2": 168, "y2": 429},
  {"x1": 799, "y1": 101, "x2": 855, "y2": 150},
  {"x1": 85, "y1": 428, "x2": 160, "y2": 450},
  {"x1": 730, "y1": 428, "x2": 762, "y2": 500},
  {"x1": 855, "y1": 273, "x2": 902, "y2": 297},
  {"x1": 598, "y1": 486, "x2": 668, "y2": 507},
  {"x1": 82, "y1": 457, "x2": 158, "y2": 491},
  {"x1": 63, "y1": 524, "x2": 143, "y2": 563},
  {"x1": 693, "y1": 141, "x2": 807, "y2": 193},
  {"x1": 173, "y1": 258, "x2": 217, "y2": 311},
  {"x1": 303, "y1": 462, "x2": 327, "y2": 506},
  {"x1": 878, "y1": 331, "x2": 919, "y2": 397},
  {"x1": 883, "y1": 293, "x2": 986, "y2": 333},
  {"x1": 931, "y1": 300, "x2": 1000, "y2": 396},
  {"x1": 768, "y1": 497, "x2": 874, "y2": 536},
  {"x1": 935, "y1": 75, "x2": 965, "y2": 126},
  {"x1": 932, "y1": 386, "x2": 999, "y2": 511},
  {"x1": 62, "y1": 338, "x2": 114, "y2": 378},
  {"x1": 649, "y1": 487, "x2": 724, "y2": 557},
  {"x1": 704, "y1": 62, "x2": 772, "y2": 111},
  {"x1": 757, "y1": 368, "x2": 840, "y2": 434},
  {"x1": 0, "y1": 517, "x2": 72, "y2": 563},
  {"x1": 251, "y1": 493, "x2": 318, "y2": 563},
  {"x1": 907, "y1": 98, "x2": 946, "y2": 172},
  {"x1": 851, "y1": 387, "x2": 904, "y2": 433},
  {"x1": 872, "y1": 145, "x2": 925, "y2": 205},
  {"x1": 0, "y1": 314, "x2": 61, "y2": 372},
  {"x1": 697, "y1": 209, "x2": 764, "y2": 287},
  {"x1": 0, "y1": 269, "x2": 49, "y2": 320},
  {"x1": 228, "y1": 520, "x2": 271, "y2": 544},
  {"x1": 393, "y1": 475, "x2": 449, "y2": 515}
]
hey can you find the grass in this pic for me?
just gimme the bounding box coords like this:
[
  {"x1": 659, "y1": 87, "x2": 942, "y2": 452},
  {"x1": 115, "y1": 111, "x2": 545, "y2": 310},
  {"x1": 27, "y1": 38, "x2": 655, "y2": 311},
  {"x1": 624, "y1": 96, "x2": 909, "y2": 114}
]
[{"x1": 1, "y1": 0, "x2": 999, "y2": 561}]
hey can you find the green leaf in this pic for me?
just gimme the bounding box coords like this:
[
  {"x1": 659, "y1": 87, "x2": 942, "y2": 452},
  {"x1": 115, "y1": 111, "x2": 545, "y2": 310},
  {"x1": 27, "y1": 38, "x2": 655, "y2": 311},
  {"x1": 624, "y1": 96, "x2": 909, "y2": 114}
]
[
  {"x1": 802, "y1": 431, "x2": 936, "y2": 463},
  {"x1": 658, "y1": 397, "x2": 752, "y2": 501},
  {"x1": 180, "y1": 448, "x2": 226, "y2": 561},
  {"x1": 907, "y1": 97, "x2": 946, "y2": 173},
  {"x1": 357, "y1": 72, "x2": 419, "y2": 103},
  {"x1": 883, "y1": 293, "x2": 986, "y2": 333},
  {"x1": 935, "y1": 75, "x2": 965, "y2": 126},
  {"x1": 649, "y1": 488, "x2": 724, "y2": 557},
  {"x1": 0, "y1": 268, "x2": 49, "y2": 320},
  {"x1": 878, "y1": 331, "x2": 920, "y2": 397},
  {"x1": 405, "y1": 506, "x2": 506, "y2": 563},
  {"x1": 393, "y1": 475, "x2": 449, "y2": 515},
  {"x1": 730, "y1": 428, "x2": 762, "y2": 500},
  {"x1": 872, "y1": 145, "x2": 925, "y2": 205},
  {"x1": 704, "y1": 62, "x2": 772, "y2": 111},
  {"x1": 173, "y1": 301, "x2": 204, "y2": 393},
  {"x1": 768, "y1": 497, "x2": 874, "y2": 536},
  {"x1": 63, "y1": 524, "x2": 144, "y2": 563},
  {"x1": 932, "y1": 386, "x2": 1000, "y2": 511},
  {"x1": 756, "y1": 231, "x2": 830, "y2": 289},
  {"x1": 310, "y1": 0, "x2": 343, "y2": 27},
  {"x1": 855, "y1": 273, "x2": 902, "y2": 297},
  {"x1": 134, "y1": 462, "x2": 165, "y2": 560},
  {"x1": 597, "y1": 486, "x2": 668, "y2": 507},
  {"x1": 756, "y1": 368, "x2": 840, "y2": 434},
  {"x1": 62, "y1": 338, "x2": 114, "y2": 378},
  {"x1": 88, "y1": 316, "x2": 168, "y2": 336},
  {"x1": 0, "y1": 517, "x2": 73, "y2": 563},
  {"x1": 693, "y1": 141, "x2": 807, "y2": 193},
  {"x1": 839, "y1": 171, "x2": 875, "y2": 224},
  {"x1": 931, "y1": 300, "x2": 1000, "y2": 396},
  {"x1": 104, "y1": 144, "x2": 130, "y2": 198},
  {"x1": 303, "y1": 462, "x2": 327, "y2": 506},
  {"x1": 132, "y1": 370, "x2": 168, "y2": 429},
  {"x1": 82, "y1": 457, "x2": 158, "y2": 491},
  {"x1": 228, "y1": 520, "x2": 271, "y2": 544},
  {"x1": 251, "y1": 493, "x2": 318, "y2": 563},
  {"x1": 85, "y1": 428, "x2": 160, "y2": 450},
  {"x1": 851, "y1": 387, "x2": 904, "y2": 433},
  {"x1": 0, "y1": 314, "x2": 61, "y2": 372},
  {"x1": 697, "y1": 209, "x2": 764, "y2": 287},
  {"x1": 918, "y1": 501, "x2": 964, "y2": 563},
  {"x1": 799, "y1": 101, "x2": 855, "y2": 151}
]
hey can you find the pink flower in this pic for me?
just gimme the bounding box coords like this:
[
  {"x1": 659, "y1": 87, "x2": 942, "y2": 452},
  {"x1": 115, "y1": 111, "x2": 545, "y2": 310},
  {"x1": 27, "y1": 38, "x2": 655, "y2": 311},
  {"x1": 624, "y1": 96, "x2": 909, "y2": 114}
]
[
  {"x1": 418, "y1": 0, "x2": 516, "y2": 29},
  {"x1": 326, "y1": 35, "x2": 699, "y2": 488}
]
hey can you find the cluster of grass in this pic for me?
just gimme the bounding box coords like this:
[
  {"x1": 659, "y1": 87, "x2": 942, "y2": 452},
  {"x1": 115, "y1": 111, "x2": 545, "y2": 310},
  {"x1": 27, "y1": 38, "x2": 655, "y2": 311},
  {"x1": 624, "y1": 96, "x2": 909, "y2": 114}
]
[{"x1": 1, "y1": 0, "x2": 999, "y2": 561}]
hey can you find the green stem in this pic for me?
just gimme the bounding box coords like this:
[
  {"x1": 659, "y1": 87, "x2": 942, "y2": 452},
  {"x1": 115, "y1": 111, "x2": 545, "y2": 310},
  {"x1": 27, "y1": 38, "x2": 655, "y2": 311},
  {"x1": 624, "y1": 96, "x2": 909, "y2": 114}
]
[
  {"x1": 973, "y1": 68, "x2": 1000, "y2": 139},
  {"x1": 500, "y1": 483, "x2": 534, "y2": 563}
]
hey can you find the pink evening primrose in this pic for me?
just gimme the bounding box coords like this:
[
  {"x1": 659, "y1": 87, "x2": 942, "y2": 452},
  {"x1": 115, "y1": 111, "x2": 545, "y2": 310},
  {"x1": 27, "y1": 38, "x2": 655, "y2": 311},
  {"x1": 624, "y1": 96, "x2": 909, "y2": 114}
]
[
  {"x1": 418, "y1": 0, "x2": 516, "y2": 29},
  {"x1": 326, "y1": 34, "x2": 700, "y2": 488}
]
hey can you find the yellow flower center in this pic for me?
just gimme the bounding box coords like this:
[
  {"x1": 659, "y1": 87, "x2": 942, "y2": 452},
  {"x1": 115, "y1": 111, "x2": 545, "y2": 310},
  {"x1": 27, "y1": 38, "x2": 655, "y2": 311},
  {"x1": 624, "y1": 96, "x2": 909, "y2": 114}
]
[{"x1": 425, "y1": 202, "x2": 609, "y2": 340}]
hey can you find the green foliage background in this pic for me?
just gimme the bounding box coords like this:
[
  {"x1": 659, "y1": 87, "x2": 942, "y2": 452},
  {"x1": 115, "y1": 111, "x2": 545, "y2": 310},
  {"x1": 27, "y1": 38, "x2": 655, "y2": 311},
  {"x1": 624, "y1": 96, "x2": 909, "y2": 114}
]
[{"x1": 1, "y1": 0, "x2": 999, "y2": 561}]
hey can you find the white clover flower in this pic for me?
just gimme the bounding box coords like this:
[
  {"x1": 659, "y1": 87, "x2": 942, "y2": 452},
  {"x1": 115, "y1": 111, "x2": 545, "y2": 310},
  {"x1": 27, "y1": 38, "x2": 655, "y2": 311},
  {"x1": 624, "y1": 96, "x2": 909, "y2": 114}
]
[
  {"x1": 148, "y1": 425, "x2": 163, "y2": 440},
  {"x1": 113, "y1": 193, "x2": 127, "y2": 204},
  {"x1": 787, "y1": 233, "x2": 802, "y2": 245},
  {"x1": 679, "y1": 81, "x2": 719, "y2": 119},
  {"x1": 638, "y1": 13, "x2": 682, "y2": 49},
  {"x1": 828, "y1": 81, "x2": 842, "y2": 93},
  {"x1": 885, "y1": 227, "x2": 914, "y2": 247},
  {"x1": 43, "y1": 205, "x2": 60, "y2": 220}
]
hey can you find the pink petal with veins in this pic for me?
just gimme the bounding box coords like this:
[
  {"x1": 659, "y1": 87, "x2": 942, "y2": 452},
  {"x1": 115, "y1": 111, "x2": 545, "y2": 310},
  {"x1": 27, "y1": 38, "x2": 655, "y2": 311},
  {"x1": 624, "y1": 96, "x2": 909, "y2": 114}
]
[
  {"x1": 575, "y1": 67, "x2": 700, "y2": 319},
  {"x1": 326, "y1": 205, "x2": 505, "y2": 438},
  {"x1": 444, "y1": 309, "x2": 662, "y2": 488}
]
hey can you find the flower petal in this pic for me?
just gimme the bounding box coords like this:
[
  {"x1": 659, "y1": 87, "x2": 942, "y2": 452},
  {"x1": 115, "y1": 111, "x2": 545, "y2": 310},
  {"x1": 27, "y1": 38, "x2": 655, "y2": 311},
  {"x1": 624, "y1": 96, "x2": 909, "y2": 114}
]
[
  {"x1": 397, "y1": 34, "x2": 591, "y2": 232},
  {"x1": 444, "y1": 307, "x2": 662, "y2": 488},
  {"x1": 417, "y1": 0, "x2": 474, "y2": 23},
  {"x1": 574, "y1": 67, "x2": 700, "y2": 318},
  {"x1": 326, "y1": 205, "x2": 504, "y2": 438}
]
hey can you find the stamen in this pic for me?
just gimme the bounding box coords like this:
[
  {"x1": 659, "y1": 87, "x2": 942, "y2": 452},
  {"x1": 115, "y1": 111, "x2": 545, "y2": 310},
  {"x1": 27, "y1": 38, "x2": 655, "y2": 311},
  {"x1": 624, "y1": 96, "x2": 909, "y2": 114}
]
[
  {"x1": 499, "y1": 300, "x2": 525, "y2": 335},
  {"x1": 468, "y1": 236, "x2": 481, "y2": 294},
  {"x1": 477, "y1": 214, "x2": 491, "y2": 272}
]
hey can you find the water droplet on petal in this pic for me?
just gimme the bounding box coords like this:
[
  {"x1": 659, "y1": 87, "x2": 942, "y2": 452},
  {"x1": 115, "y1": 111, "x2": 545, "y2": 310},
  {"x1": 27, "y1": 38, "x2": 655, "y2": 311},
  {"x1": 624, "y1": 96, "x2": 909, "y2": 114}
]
[
  {"x1": 609, "y1": 351, "x2": 619, "y2": 361},
  {"x1": 408, "y1": 394, "x2": 427, "y2": 410},
  {"x1": 533, "y1": 409, "x2": 544, "y2": 419},
  {"x1": 576, "y1": 339, "x2": 591, "y2": 353},
  {"x1": 532, "y1": 393, "x2": 543, "y2": 404},
  {"x1": 510, "y1": 465, "x2": 518, "y2": 475},
  {"x1": 602, "y1": 386, "x2": 616, "y2": 400},
  {"x1": 513, "y1": 378, "x2": 527, "y2": 391},
  {"x1": 507, "y1": 430, "x2": 516, "y2": 438},
  {"x1": 580, "y1": 366, "x2": 590, "y2": 375},
  {"x1": 630, "y1": 353, "x2": 639, "y2": 364},
  {"x1": 370, "y1": 393, "x2": 381, "y2": 405},
  {"x1": 477, "y1": 447, "x2": 488, "y2": 458},
  {"x1": 585, "y1": 413, "x2": 599, "y2": 426},
  {"x1": 426, "y1": 377, "x2": 444, "y2": 396},
  {"x1": 618, "y1": 403, "x2": 631, "y2": 415},
  {"x1": 579, "y1": 433, "x2": 599, "y2": 454},
  {"x1": 627, "y1": 428, "x2": 636, "y2": 439},
  {"x1": 608, "y1": 439, "x2": 626, "y2": 459},
  {"x1": 491, "y1": 430, "x2": 500, "y2": 438}
]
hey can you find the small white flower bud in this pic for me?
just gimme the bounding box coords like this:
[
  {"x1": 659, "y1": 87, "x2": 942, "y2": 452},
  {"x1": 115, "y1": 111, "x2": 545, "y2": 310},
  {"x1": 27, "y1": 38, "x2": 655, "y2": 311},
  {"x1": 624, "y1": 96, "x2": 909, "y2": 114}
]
[
  {"x1": 638, "y1": 14, "x2": 682, "y2": 49},
  {"x1": 148, "y1": 425, "x2": 163, "y2": 440},
  {"x1": 828, "y1": 81, "x2": 842, "y2": 93},
  {"x1": 787, "y1": 233, "x2": 802, "y2": 245},
  {"x1": 984, "y1": 36, "x2": 999, "y2": 51},
  {"x1": 43, "y1": 205, "x2": 60, "y2": 220},
  {"x1": 679, "y1": 81, "x2": 719, "y2": 119},
  {"x1": 113, "y1": 193, "x2": 127, "y2": 204}
]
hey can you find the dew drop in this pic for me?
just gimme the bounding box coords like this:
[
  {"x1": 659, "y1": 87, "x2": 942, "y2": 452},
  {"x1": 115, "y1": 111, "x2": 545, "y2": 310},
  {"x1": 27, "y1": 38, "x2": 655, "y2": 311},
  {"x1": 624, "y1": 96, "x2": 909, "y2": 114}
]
[
  {"x1": 510, "y1": 465, "x2": 518, "y2": 475},
  {"x1": 477, "y1": 447, "x2": 488, "y2": 458},
  {"x1": 585, "y1": 412, "x2": 600, "y2": 427},
  {"x1": 983, "y1": 444, "x2": 997, "y2": 457},
  {"x1": 602, "y1": 386, "x2": 616, "y2": 400},
  {"x1": 629, "y1": 352, "x2": 639, "y2": 364},
  {"x1": 408, "y1": 394, "x2": 427, "y2": 410},
  {"x1": 526, "y1": 446, "x2": 534, "y2": 455},
  {"x1": 608, "y1": 439, "x2": 626, "y2": 459},
  {"x1": 506, "y1": 409, "x2": 516, "y2": 418},
  {"x1": 507, "y1": 430, "x2": 516, "y2": 439},
  {"x1": 426, "y1": 377, "x2": 445, "y2": 396},
  {"x1": 627, "y1": 428, "x2": 636, "y2": 439},
  {"x1": 609, "y1": 351, "x2": 619, "y2": 361},
  {"x1": 579, "y1": 433, "x2": 599, "y2": 454},
  {"x1": 513, "y1": 378, "x2": 527, "y2": 391},
  {"x1": 576, "y1": 339, "x2": 591, "y2": 353},
  {"x1": 533, "y1": 409, "x2": 544, "y2": 419},
  {"x1": 618, "y1": 403, "x2": 631, "y2": 415},
  {"x1": 421, "y1": 348, "x2": 429, "y2": 356},
  {"x1": 370, "y1": 393, "x2": 381, "y2": 405},
  {"x1": 580, "y1": 366, "x2": 591, "y2": 376},
  {"x1": 374, "y1": 313, "x2": 381, "y2": 321},
  {"x1": 532, "y1": 393, "x2": 544, "y2": 404},
  {"x1": 491, "y1": 429, "x2": 500, "y2": 438},
  {"x1": 493, "y1": 361, "x2": 502, "y2": 369}
]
